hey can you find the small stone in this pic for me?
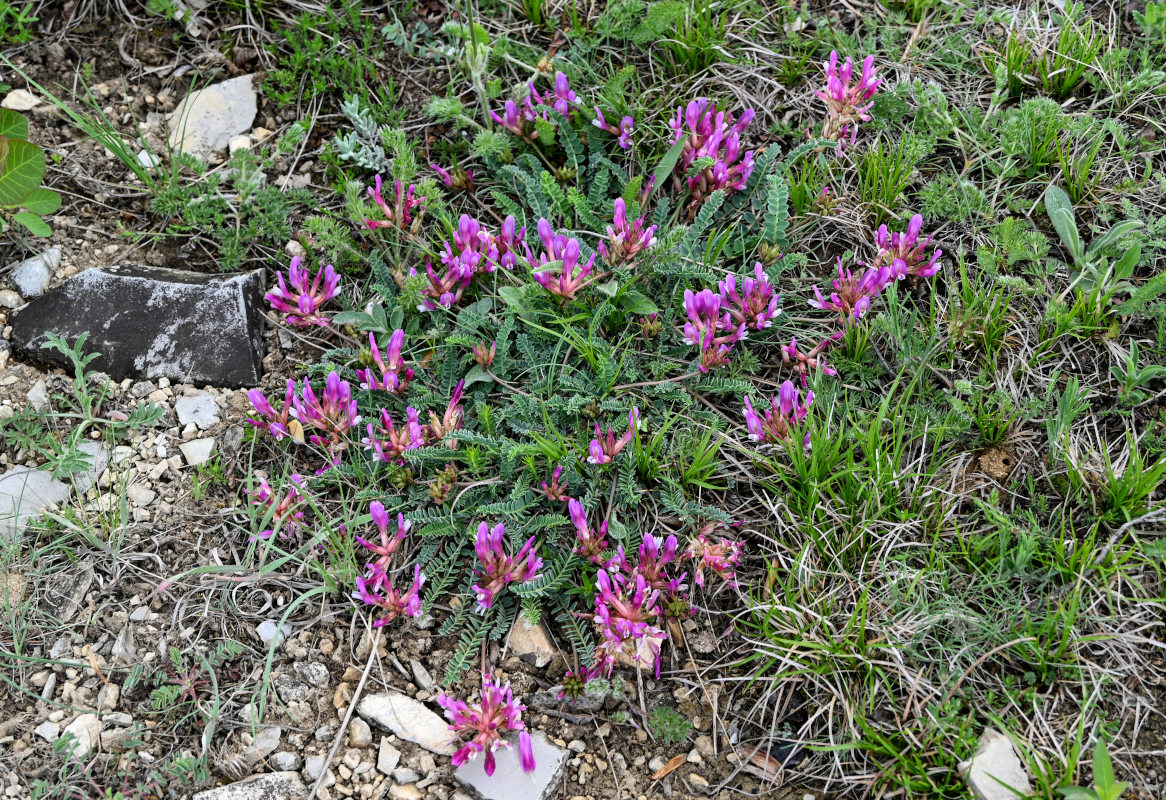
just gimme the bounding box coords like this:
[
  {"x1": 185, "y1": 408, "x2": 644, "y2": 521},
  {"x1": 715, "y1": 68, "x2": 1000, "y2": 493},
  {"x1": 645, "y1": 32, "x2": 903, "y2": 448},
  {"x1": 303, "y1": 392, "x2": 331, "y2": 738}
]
[
  {"x1": 388, "y1": 786, "x2": 421, "y2": 800},
  {"x1": 127, "y1": 484, "x2": 156, "y2": 508},
  {"x1": 129, "y1": 606, "x2": 150, "y2": 622},
  {"x1": 315, "y1": 725, "x2": 334, "y2": 742},
  {"x1": 304, "y1": 755, "x2": 328, "y2": 780},
  {"x1": 61, "y1": 713, "x2": 101, "y2": 758},
  {"x1": 348, "y1": 718, "x2": 372, "y2": 748},
  {"x1": 256, "y1": 620, "x2": 291, "y2": 647},
  {"x1": 253, "y1": 725, "x2": 281, "y2": 756},
  {"x1": 410, "y1": 660, "x2": 433, "y2": 691},
  {"x1": 175, "y1": 394, "x2": 220, "y2": 429},
  {"x1": 191, "y1": 772, "x2": 307, "y2": 800},
  {"x1": 33, "y1": 722, "x2": 59, "y2": 742},
  {"x1": 0, "y1": 290, "x2": 21, "y2": 308},
  {"x1": 695, "y1": 735, "x2": 714, "y2": 757},
  {"x1": 689, "y1": 774, "x2": 709, "y2": 789},
  {"x1": 687, "y1": 749, "x2": 702, "y2": 764},
  {"x1": 271, "y1": 752, "x2": 301, "y2": 772},
  {"x1": 357, "y1": 693, "x2": 457, "y2": 755},
  {"x1": 136, "y1": 150, "x2": 160, "y2": 170},
  {"x1": 228, "y1": 135, "x2": 251, "y2": 154},
  {"x1": 96, "y1": 683, "x2": 120, "y2": 711},
  {"x1": 508, "y1": 616, "x2": 556, "y2": 668},
  {"x1": 377, "y1": 739, "x2": 402, "y2": 776},
  {"x1": 103, "y1": 712, "x2": 133, "y2": 727},
  {"x1": 958, "y1": 729, "x2": 1033, "y2": 800},
  {"x1": 10, "y1": 248, "x2": 60, "y2": 298},
  {"x1": 112, "y1": 625, "x2": 136, "y2": 665},
  {"x1": 285, "y1": 240, "x2": 306, "y2": 259},
  {"x1": 2, "y1": 90, "x2": 41, "y2": 111},
  {"x1": 649, "y1": 756, "x2": 666, "y2": 772},
  {"x1": 567, "y1": 740, "x2": 585, "y2": 753},
  {"x1": 179, "y1": 438, "x2": 216, "y2": 466},
  {"x1": 392, "y1": 768, "x2": 419, "y2": 784},
  {"x1": 295, "y1": 661, "x2": 330, "y2": 688},
  {"x1": 168, "y1": 75, "x2": 258, "y2": 160},
  {"x1": 25, "y1": 381, "x2": 49, "y2": 411}
]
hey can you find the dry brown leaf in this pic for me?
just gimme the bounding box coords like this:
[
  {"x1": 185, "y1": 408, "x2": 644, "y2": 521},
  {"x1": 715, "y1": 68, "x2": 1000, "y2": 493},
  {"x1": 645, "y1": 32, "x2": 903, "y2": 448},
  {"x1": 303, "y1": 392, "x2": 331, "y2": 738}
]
[
  {"x1": 741, "y1": 747, "x2": 784, "y2": 785},
  {"x1": 650, "y1": 752, "x2": 687, "y2": 781}
]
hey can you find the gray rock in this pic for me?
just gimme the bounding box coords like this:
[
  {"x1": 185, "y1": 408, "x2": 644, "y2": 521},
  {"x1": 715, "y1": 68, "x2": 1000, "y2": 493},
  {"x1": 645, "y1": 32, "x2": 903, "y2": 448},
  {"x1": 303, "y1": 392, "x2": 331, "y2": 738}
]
[
  {"x1": 294, "y1": 661, "x2": 330, "y2": 688},
  {"x1": 191, "y1": 772, "x2": 307, "y2": 800},
  {"x1": 180, "y1": 437, "x2": 216, "y2": 466},
  {"x1": 508, "y1": 617, "x2": 556, "y2": 668},
  {"x1": 314, "y1": 725, "x2": 334, "y2": 742},
  {"x1": 168, "y1": 75, "x2": 258, "y2": 161},
  {"x1": 11, "y1": 247, "x2": 60, "y2": 298},
  {"x1": 393, "y1": 767, "x2": 419, "y2": 784},
  {"x1": 112, "y1": 624, "x2": 136, "y2": 665},
  {"x1": 648, "y1": 756, "x2": 666, "y2": 772},
  {"x1": 530, "y1": 686, "x2": 603, "y2": 713},
  {"x1": 127, "y1": 484, "x2": 156, "y2": 508},
  {"x1": 410, "y1": 659, "x2": 433, "y2": 691},
  {"x1": 377, "y1": 738, "x2": 401, "y2": 775},
  {"x1": 129, "y1": 606, "x2": 150, "y2": 622},
  {"x1": 61, "y1": 713, "x2": 101, "y2": 758},
  {"x1": 176, "y1": 394, "x2": 220, "y2": 429},
  {"x1": 256, "y1": 620, "x2": 291, "y2": 648},
  {"x1": 958, "y1": 729, "x2": 1033, "y2": 800},
  {"x1": 274, "y1": 676, "x2": 310, "y2": 704},
  {"x1": 0, "y1": 465, "x2": 70, "y2": 539},
  {"x1": 253, "y1": 726, "x2": 282, "y2": 756},
  {"x1": 2, "y1": 89, "x2": 40, "y2": 111},
  {"x1": 452, "y1": 731, "x2": 567, "y2": 800},
  {"x1": 270, "y1": 752, "x2": 301, "y2": 772},
  {"x1": 26, "y1": 380, "x2": 49, "y2": 411},
  {"x1": 33, "y1": 721, "x2": 59, "y2": 742},
  {"x1": 357, "y1": 693, "x2": 457, "y2": 755},
  {"x1": 40, "y1": 562, "x2": 94, "y2": 624},
  {"x1": 10, "y1": 265, "x2": 267, "y2": 388},
  {"x1": 0, "y1": 289, "x2": 20, "y2": 308},
  {"x1": 567, "y1": 739, "x2": 585, "y2": 753},
  {"x1": 348, "y1": 717, "x2": 372, "y2": 748}
]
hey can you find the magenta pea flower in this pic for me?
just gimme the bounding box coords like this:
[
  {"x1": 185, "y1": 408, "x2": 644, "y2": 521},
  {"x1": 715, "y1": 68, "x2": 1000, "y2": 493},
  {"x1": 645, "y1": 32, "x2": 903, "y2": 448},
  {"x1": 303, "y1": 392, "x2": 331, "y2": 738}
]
[
  {"x1": 265, "y1": 256, "x2": 340, "y2": 328},
  {"x1": 529, "y1": 218, "x2": 596, "y2": 301},
  {"x1": 248, "y1": 473, "x2": 306, "y2": 541},
  {"x1": 669, "y1": 98, "x2": 756, "y2": 213},
  {"x1": 490, "y1": 98, "x2": 538, "y2": 142},
  {"x1": 568, "y1": 498, "x2": 609, "y2": 564},
  {"x1": 684, "y1": 527, "x2": 743, "y2": 588},
  {"x1": 590, "y1": 571, "x2": 666, "y2": 678},
  {"x1": 492, "y1": 215, "x2": 526, "y2": 271},
  {"x1": 683, "y1": 289, "x2": 747, "y2": 372},
  {"x1": 415, "y1": 215, "x2": 503, "y2": 311},
  {"x1": 359, "y1": 330, "x2": 413, "y2": 394},
  {"x1": 781, "y1": 337, "x2": 836, "y2": 386},
  {"x1": 873, "y1": 214, "x2": 941, "y2": 280},
  {"x1": 471, "y1": 522, "x2": 543, "y2": 611},
  {"x1": 542, "y1": 466, "x2": 569, "y2": 502},
  {"x1": 290, "y1": 371, "x2": 361, "y2": 451},
  {"x1": 247, "y1": 379, "x2": 296, "y2": 441},
  {"x1": 354, "y1": 563, "x2": 424, "y2": 627},
  {"x1": 473, "y1": 340, "x2": 496, "y2": 367},
  {"x1": 593, "y1": 108, "x2": 635, "y2": 149},
  {"x1": 432, "y1": 163, "x2": 474, "y2": 192},
  {"x1": 809, "y1": 258, "x2": 892, "y2": 325},
  {"x1": 587, "y1": 408, "x2": 640, "y2": 465},
  {"x1": 438, "y1": 675, "x2": 536, "y2": 777},
  {"x1": 428, "y1": 379, "x2": 465, "y2": 449},
  {"x1": 743, "y1": 381, "x2": 812, "y2": 448},
  {"x1": 363, "y1": 407, "x2": 424, "y2": 464},
  {"x1": 719, "y1": 263, "x2": 781, "y2": 331},
  {"x1": 357, "y1": 501, "x2": 411, "y2": 574},
  {"x1": 365, "y1": 175, "x2": 426, "y2": 233},
  {"x1": 815, "y1": 51, "x2": 881, "y2": 148},
  {"x1": 598, "y1": 198, "x2": 657, "y2": 267},
  {"x1": 529, "y1": 71, "x2": 578, "y2": 116}
]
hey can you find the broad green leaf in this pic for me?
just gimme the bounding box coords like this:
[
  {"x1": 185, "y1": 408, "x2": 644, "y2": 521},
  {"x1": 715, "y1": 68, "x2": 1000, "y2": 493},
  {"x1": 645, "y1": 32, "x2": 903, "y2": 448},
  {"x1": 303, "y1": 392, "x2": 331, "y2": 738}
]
[
  {"x1": 462, "y1": 364, "x2": 493, "y2": 388},
  {"x1": 618, "y1": 290, "x2": 659, "y2": 315},
  {"x1": 21, "y1": 187, "x2": 60, "y2": 214},
  {"x1": 1044, "y1": 185, "x2": 1082, "y2": 265},
  {"x1": 1087, "y1": 219, "x2": 1142, "y2": 259},
  {"x1": 497, "y1": 286, "x2": 526, "y2": 309},
  {"x1": 12, "y1": 211, "x2": 50, "y2": 236},
  {"x1": 0, "y1": 139, "x2": 45, "y2": 206},
  {"x1": 330, "y1": 311, "x2": 376, "y2": 329},
  {"x1": 648, "y1": 136, "x2": 687, "y2": 201},
  {"x1": 0, "y1": 109, "x2": 27, "y2": 139},
  {"x1": 1113, "y1": 243, "x2": 1140, "y2": 281},
  {"x1": 595, "y1": 279, "x2": 619, "y2": 297}
]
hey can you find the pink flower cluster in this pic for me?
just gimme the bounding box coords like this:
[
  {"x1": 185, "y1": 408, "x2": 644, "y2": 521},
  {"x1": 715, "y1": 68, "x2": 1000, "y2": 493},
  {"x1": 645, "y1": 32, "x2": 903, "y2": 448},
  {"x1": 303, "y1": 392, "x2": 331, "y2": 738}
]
[
  {"x1": 743, "y1": 380, "x2": 813, "y2": 448},
  {"x1": 363, "y1": 379, "x2": 466, "y2": 462},
  {"x1": 587, "y1": 408, "x2": 640, "y2": 465},
  {"x1": 815, "y1": 51, "x2": 881, "y2": 148},
  {"x1": 809, "y1": 258, "x2": 893, "y2": 325},
  {"x1": 266, "y1": 257, "x2": 340, "y2": 328},
  {"x1": 568, "y1": 498, "x2": 609, "y2": 564},
  {"x1": 719, "y1": 263, "x2": 780, "y2": 332},
  {"x1": 593, "y1": 108, "x2": 634, "y2": 149},
  {"x1": 248, "y1": 473, "x2": 306, "y2": 541},
  {"x1": 438, "y1": 675, "x2": 535, "y2": 777},
  {"x1": 598, "y1": 198, "x2": 657, "y2": 267},
  {"x1": 471, "y1": 522, "x2": 543, "y2": 610},
  {"x1": 529, "y1": 219, "x2": 596, "y2": 301},
  {"x1": 432, "y1": 163, "x2": 474, "y2": 192},
  {"x1": 670, "y1": 98, "x2": 756, "y2": 212},
  {"x1": 353, "y1": 501, "x2": 424, "y2": 627},
  {"x1": 491, "y1": 71, "x2": 578, "y2": 140},
  {"x1": 592, "y1": 570, "x2": 666, "y2": 677},
  {"x1": 414, "y1": 215, "x2": 524, "y2": 310},
  {"x1": 874, "y1": 214, "x2": 942, "y2": 280},
  {"x1": 359, "y1": 330, "x2": 413, "y2": 394},
  {"x1": 683, "y1": 289, "x2": 746, "y2": 372},
  {"x1": 685, "y1": 523, "x2": 744, "y2": 588},
  {"x1": 247, "y1": 372, "x2": 361, "y2": 453},
  {"x1": 782, "y1": 337, "x2": 836, "y2": 386},
  {"x1": 365, "y1": 176, "x2": 426, "y2": 233}
]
